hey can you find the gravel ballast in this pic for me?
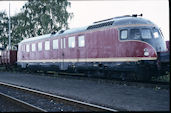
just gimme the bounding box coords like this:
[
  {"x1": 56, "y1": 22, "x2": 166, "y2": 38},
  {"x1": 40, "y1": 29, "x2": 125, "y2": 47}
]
[
  {"x1": 0, "y1": 85, "x2": 88, "y2": 112},
  {"x1": 0, "y1": 94, "x2": 28, "y2": 112}
]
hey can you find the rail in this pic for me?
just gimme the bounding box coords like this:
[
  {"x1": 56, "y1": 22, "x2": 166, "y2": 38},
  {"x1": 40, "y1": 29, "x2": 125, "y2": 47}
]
[
  {"x1": 0, "y1": 81, "x2": 118, "y2": 112},
  {"x1": 0, "y1": 92, "x2": 46, "y2": 112}
]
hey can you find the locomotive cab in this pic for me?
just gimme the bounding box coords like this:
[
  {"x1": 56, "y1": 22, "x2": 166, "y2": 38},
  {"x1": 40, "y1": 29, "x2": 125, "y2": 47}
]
[
  {"x1": 116, "y1": 15, "x2": 168, "y2": 79},
  {"x1": 120, "y1": 26, "x2": 167, "y2": 53}
]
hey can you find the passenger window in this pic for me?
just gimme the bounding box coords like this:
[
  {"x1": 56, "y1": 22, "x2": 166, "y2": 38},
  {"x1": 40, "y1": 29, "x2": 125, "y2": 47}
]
[
  {"x1": 153, "y1": 28, "x2": 159, "y2": 38},
  {"x1": 32, "y1": 43, "x2": 36, "y2": 52},
  {"x1": 38, "y1": 42, "x2": 42, "y2": 51},
  {"x1": 120, "y1": 30, "x2": 128, "y2": 40},
  {"x1": 26, "y1": 44, "x2": 30, "y2": 52},
  {"x1": 78, "y1": 35, "x2": 85, "y2": 47},
  {"x1": 130, "y1": 29, "x2": 141, "y2": 39},
  {"x1": 61, "y1": 39, "x2": 63, "y2": 49},
  {"x1": 68, "y1": 36, "x2": 75, "y2": 48},
  {"x1": 141, "y1": 28, "x2": 152, "y2": 39},
  {"x1": 53, "y1": 39, "x2": 58, "y2": 49},
  {"x1": 45, "y1": 41, "x2": 50, "y2": 50},
  {"x1": 64, "y1": 38, "x2": 66, "y2": 48}
]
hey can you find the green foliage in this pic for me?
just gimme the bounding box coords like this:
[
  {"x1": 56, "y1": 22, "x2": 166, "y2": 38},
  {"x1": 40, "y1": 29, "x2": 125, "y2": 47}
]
[
  {"x1": 0, "y1": 0, "x2": 73, "y2": 48},
  {"x1": 0, "y1": 11, "x2": 8, "y2": 48},
  {"x1": 152, "y1": 72, "x2": 170, "y2": 82},
  {"x1": 158, "y1": 72, "x2": 170, "y2": 82}
]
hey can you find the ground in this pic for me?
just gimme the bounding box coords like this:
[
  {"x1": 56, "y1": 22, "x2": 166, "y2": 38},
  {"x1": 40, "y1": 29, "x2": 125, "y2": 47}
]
[{"x1": 0, "y1": 72, "x2": 169, "y2": 111}]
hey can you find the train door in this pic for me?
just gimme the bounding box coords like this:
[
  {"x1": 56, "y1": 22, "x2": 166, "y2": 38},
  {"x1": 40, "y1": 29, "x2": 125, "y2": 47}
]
[
  {"x1": 67, "y1": 36, "x2": 78, "y2": 71},
  {"x1": 60, "y1": 37, "x2": 67, "y2": 70},
  {"x1": 60, "y1": 38, "x2": 64, "y2": 70},
  {"x1": 77, "y1": 35, "x2": 86, "y2": 64}
]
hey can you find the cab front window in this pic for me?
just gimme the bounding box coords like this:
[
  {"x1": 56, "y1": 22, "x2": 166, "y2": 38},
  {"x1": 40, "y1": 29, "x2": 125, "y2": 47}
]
[
  {"x1": 141, "y1": 28, "x2": 152, "y2": 39},
  {"x1": 130, "y1": 29, "x2": 141, "y2": 40}
]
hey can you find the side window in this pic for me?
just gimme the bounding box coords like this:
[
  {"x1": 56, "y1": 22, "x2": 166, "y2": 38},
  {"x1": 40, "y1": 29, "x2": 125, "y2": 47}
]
[
  {"x1": 32, "y1": 43, "x2": 36, "y2": 52},
  {"x1": 153, "y1": 28, "x2": 159, "y2": 38},
  {"x1": 26, "y1": 44, "x2": 30, "y2": 52},
  {"x1": 38, "y1": 42, "x2": 42, "y2": 51},
  {"x1": 120, "y1": 30, "x2": 128, "y2": 40},
  {"x1": 53, "y1": 39, "x2": 58, "y2": 49},
  {"x1": 68, "y1": 36, "x2": 75, "y2": 48},
  {"x1": 61, "y1": 38, "x2": 63, "y2": 49},
  {"x1": 130, "y1": 29, "x2": 141, "y2": 39},
  {"x1": 45, "y1": 41, "x2": 50, "y2": 50},
  {"x1": 78, "y1": 35, "x2": 85, "y2": 47},
  {"x1": 141, "y1": 28, "x2": 152, "y2": 39}
]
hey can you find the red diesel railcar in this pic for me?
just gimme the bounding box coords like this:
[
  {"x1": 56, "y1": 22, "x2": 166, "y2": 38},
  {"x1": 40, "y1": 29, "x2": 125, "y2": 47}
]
[{"x1": 17, "y1": 14, "x2": 168, "y2": 81}]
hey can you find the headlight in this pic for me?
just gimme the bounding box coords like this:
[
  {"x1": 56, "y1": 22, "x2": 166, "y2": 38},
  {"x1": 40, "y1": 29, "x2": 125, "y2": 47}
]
[{"x1": 144, "y1": 48, "x2": 149, "y2": 56}]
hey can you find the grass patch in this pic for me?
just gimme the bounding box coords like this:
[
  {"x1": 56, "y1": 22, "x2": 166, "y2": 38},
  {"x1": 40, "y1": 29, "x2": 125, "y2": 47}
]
[
  {"x1": 0, "y1": 66, "x2": 6, "y2": 71},
  {"x1": 152, "y1": 72, "x2": 170, "y2": 82}
]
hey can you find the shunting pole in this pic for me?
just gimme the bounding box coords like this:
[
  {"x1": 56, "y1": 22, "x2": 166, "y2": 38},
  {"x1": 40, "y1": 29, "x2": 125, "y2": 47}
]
[{"x1": 8, "y1": 2, "x2": 11, "y2": 50}]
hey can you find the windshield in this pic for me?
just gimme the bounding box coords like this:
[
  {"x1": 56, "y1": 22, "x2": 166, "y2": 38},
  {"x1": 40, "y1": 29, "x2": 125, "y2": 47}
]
[
  {"x1": 130, "y1": 29, "x2": 141, "y2": 40},
  {"x1": 141, "y1": 28, "x2": 152, "y2": 39},
  {"x1": 120, "y1": 27, "x2": 162, "y2": 40}
]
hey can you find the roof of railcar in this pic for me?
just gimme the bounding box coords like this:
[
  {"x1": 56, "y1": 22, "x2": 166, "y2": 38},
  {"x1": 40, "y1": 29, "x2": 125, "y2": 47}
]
[{"x1": 19, "y1": 16, "x2": 156, "y2": 44}]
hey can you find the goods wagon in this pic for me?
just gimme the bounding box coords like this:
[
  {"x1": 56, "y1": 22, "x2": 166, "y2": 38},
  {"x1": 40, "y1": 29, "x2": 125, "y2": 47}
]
[{"x1": 0, "y1": 50, "x2": 17, "y2": 65}]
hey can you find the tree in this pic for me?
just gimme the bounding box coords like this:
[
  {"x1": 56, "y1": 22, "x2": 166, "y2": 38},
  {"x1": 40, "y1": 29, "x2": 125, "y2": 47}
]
[
  {"x1": 21, "y1": 0, "x2": 73, "y2": 37},
  {"x1": 0, "y1": 0, "x2": 73, "y2": 48},
  {"x1": 0, "y1": 11, "x2": 9, "y2": 48}
]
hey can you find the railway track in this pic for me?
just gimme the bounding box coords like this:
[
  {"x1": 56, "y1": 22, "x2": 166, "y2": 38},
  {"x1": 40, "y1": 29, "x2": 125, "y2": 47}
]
[
  {"x1": 0, "y1": 92, "x2": 46, "y2": 112},
  {"x1": 0, "y1": 81, "x2": 118, "y2": 112}
]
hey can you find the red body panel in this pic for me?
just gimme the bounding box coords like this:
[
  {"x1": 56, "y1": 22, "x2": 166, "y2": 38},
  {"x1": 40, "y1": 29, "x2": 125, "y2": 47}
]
[{"x1": 18, "y1": 27, "x2": 157, "y2": 62}]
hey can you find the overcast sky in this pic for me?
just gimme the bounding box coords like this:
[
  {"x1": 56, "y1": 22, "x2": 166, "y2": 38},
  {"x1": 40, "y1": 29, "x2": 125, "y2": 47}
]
[{"x1": 0, "y1": 0, "x2": 169, "y2": 41}]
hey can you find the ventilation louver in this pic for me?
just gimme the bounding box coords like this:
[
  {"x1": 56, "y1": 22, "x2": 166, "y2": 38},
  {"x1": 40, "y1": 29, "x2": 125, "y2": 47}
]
[{"x1": 87, "y1": 21, "x2": 114, "y2": 30}]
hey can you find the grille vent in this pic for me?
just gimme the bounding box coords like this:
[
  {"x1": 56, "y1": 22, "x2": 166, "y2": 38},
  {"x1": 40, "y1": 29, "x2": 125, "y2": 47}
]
[{"x1": 87, "y1": 21, "x2": 114, "y2": 30}]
